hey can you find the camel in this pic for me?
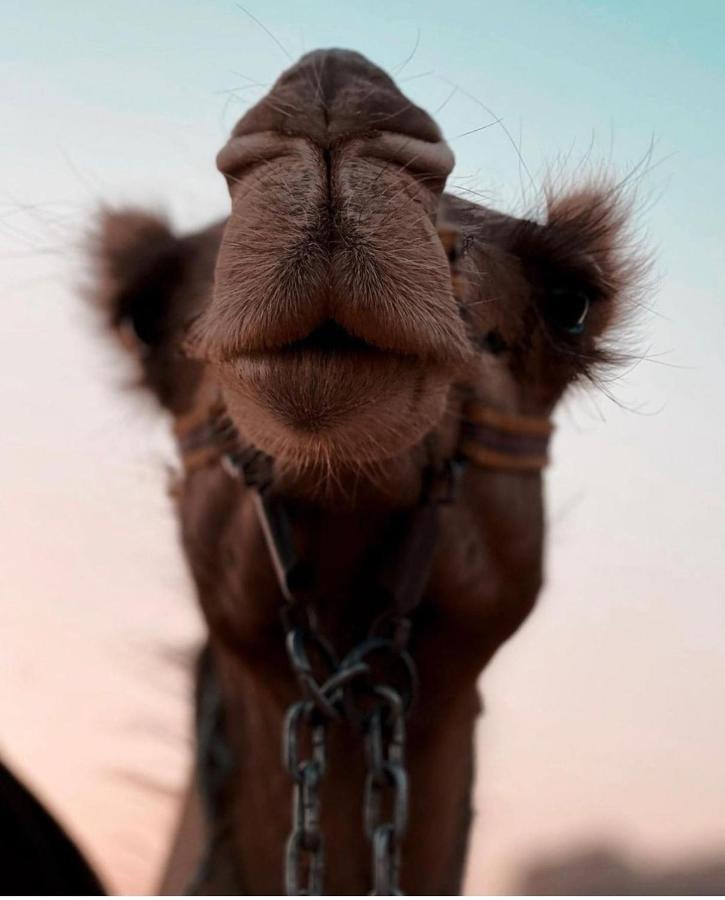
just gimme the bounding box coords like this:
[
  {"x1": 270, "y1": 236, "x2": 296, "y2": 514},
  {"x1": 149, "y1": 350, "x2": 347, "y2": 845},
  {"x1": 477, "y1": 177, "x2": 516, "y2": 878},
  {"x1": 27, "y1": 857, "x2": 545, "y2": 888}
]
[{"x1": 90, "y1": 48, "x2": 643, "y2": 895}]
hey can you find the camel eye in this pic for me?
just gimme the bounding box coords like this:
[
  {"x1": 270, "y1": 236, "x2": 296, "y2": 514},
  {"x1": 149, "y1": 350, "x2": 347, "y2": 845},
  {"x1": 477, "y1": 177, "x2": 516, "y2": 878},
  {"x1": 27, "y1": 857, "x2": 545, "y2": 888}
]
[{"x1": 544, "y1": 287, "x2": 591, "y2": 335}]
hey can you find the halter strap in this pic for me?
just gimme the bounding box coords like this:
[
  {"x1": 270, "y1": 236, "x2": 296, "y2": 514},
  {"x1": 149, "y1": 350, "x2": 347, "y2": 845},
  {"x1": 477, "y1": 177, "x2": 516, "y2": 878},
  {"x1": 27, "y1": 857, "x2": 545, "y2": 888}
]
[
  {"x1": 459, "y1": 401, "x2": 553, "y2": 472},
  {"x1": 174, "y1": 399, "x2": 553, "y2": 477}
]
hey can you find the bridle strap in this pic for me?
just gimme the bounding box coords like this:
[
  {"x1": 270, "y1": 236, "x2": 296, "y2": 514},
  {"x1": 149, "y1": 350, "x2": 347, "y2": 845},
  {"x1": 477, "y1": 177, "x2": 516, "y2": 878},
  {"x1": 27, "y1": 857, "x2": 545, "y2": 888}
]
[
  {"x1": 174, "y1": 400, "x2": 553, "y2": 478},
  {"x1": 459, "y1": 401, "x2": 553, "y2": 472},
  {"x1": 186, "y1": 407, "x2": 463, "y2": 623}
]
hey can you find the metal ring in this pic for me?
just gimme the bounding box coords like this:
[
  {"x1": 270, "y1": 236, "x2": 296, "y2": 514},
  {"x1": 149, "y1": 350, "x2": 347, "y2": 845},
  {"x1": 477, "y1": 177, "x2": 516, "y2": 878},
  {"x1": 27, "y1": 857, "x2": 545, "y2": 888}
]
[
  {"x1": 339, "y1": 638, "x2": 419, "y2": 723},
  {"x1": 286, "y1": 627, "x2": 339, "y2": 678}
]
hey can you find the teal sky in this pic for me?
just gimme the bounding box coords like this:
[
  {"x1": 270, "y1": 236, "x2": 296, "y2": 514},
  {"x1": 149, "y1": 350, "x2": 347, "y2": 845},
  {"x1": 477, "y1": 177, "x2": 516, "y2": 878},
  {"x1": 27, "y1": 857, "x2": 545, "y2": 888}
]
[{"x1": 2, "y1": 1, "x2": 724, "y2": 893}]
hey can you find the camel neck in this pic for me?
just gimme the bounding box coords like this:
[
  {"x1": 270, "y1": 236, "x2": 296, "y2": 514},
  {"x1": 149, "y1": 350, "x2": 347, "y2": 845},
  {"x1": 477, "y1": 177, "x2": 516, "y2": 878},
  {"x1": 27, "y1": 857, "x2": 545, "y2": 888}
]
[
  {"x1": 177, "y1": 448, "x2": 545, "y2": 894},
  {"x1": 194, "y1": 619, "x2": 480, "y2": 895},
  {"x1": 179, "y1": 470, "x2": 483, "y2": 894}
]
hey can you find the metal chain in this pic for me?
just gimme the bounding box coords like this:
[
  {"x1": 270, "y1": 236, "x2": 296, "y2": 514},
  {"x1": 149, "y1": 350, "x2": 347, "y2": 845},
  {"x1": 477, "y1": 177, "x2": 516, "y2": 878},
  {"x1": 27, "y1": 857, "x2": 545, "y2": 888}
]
[
  {"x1": 282, "y1": 620, "x2": 416, "y2": 896},
  {"x1": 221, "y1": 446, "x2": 460, "y2": 896},
  {"x1": 177, "y1": 412, "x2": 469, "y2": 896}
]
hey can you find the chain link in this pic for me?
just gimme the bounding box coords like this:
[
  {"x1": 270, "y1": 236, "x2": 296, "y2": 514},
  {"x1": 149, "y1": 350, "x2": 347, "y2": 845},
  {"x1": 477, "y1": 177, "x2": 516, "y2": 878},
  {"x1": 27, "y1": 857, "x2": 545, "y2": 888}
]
[
  {"x1": 364, "y1": 687, "x2": 408, "y2": 896},
  {"x1": 371, "y1": 824, "x2": 403, "y2": 896},
  {"x1": 283, "y1": 701, "x2": 327, "y2": 895}
]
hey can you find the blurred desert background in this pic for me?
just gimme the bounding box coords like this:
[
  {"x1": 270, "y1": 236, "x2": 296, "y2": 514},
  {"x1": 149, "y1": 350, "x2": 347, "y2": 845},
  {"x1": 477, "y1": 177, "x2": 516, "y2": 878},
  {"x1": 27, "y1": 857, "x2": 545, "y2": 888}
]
[{"x1": 2, "y1": 0, "x2": 724, "y2": 894}]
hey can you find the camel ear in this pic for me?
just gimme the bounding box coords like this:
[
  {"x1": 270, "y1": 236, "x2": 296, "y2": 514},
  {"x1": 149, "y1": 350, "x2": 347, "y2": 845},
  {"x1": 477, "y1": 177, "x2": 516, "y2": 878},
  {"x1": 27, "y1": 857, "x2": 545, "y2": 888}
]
[
  {"x1": 541, "y1": 184, "x2": 645, "y2": 338},
  {"x1": 505, "y1": 183, "x2": 647, "y2": 381},
  {"x1": 90, "y1": 208, "x2": 184, "y2": 350},
  {"x1": 88, "y1": 208, "x2": 199, "y2": 410}
]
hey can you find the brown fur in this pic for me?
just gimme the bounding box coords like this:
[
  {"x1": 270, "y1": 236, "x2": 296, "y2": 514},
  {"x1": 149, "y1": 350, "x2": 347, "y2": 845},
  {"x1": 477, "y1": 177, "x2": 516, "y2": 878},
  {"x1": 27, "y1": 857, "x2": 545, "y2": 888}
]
[{"x1": 88, "y1": 48, "x2": 645, "y2": 894}]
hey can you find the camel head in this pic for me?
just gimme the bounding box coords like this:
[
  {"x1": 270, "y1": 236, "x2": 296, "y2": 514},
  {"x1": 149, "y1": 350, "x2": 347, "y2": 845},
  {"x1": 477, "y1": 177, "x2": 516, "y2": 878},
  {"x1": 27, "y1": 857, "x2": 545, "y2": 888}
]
[{"x1": 91, "y1": 48, "x2": 641, "y2": 495}]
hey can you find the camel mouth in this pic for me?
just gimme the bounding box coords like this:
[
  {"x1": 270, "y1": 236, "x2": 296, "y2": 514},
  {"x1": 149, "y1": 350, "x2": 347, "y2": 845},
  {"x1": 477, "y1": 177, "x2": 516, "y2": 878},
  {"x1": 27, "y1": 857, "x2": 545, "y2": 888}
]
[
  {"x1": 223, "y1": 316, "x2": 426, "y2": 419},
  {"x1": 238, "y1": 319, "x2": 416, "y2": 366},
  {"x1": 280, "y1": 320, "x2": 385, "y2": 356},
  {"x1": 215, "y1": 314, "x2": 450, "y2": 464}
]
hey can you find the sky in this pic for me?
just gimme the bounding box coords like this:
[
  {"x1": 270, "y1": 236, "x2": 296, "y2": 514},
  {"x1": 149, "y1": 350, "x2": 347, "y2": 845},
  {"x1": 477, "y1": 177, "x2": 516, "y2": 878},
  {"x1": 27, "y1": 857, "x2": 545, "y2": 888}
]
[{"x1": 1, "y1": 0, "x2": 724, "y2": 894}]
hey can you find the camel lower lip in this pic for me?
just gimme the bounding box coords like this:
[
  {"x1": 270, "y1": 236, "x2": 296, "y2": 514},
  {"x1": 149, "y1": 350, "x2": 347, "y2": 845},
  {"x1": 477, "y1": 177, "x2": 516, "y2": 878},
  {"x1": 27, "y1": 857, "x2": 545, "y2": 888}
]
[
  {"x1": 226, "y1": 344, "x2": 417, "y2": 377},
  {"x1": 215, "y1": 343, "x2": 451, "y2": 466},
  {"x1": 217, "y1": 347, "x2": 428, "y2": 435}
]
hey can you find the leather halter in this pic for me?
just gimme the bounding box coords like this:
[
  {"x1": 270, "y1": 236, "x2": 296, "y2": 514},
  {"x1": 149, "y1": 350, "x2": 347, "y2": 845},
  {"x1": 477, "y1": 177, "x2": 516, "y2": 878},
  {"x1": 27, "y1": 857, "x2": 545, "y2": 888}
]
[
  {"x1": 174, "y1": 398, "x2": 553, "y2": 478},
  {"x1": 459, "y1": 403, "x2": 553, "y2": 472}
]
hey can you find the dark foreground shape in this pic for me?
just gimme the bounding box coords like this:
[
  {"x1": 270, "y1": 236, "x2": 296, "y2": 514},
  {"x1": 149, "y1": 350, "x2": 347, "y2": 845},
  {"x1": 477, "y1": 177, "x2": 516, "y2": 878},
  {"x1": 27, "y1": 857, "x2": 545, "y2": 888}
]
[{"x1": 0, "y1": 757, "x2": 105, "y2": 895}]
